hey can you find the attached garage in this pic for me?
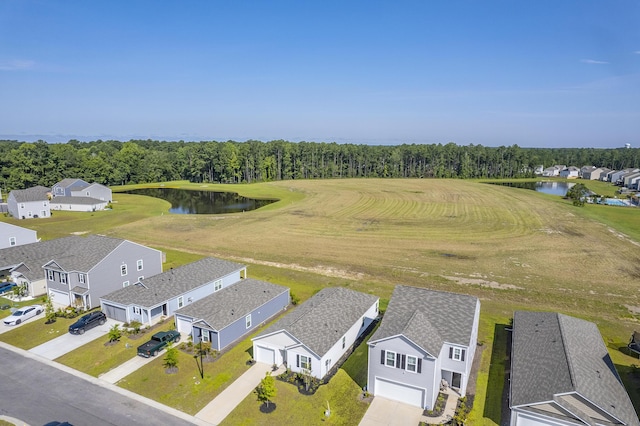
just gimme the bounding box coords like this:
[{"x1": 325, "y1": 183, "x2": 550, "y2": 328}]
[
  {"x1": 103, "y1": 303, "x2": 127, "y2": 322},
  {"x1": 374, "y1": 378, "x2": 425, "y2": 409},
  {"x1": 175, "y1": 315, "x2": 193, "y2": 335},
  {"x1": 255, "y1": 346, "x2": 276, "y2": 365},
  {"x1": 49, "y1": 289, "x2": 70, "y2": 308}
]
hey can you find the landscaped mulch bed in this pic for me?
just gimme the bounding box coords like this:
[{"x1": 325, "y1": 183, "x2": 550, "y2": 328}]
[{"x1": 423, "y1": 392, "x2": 448, "y2": 417}]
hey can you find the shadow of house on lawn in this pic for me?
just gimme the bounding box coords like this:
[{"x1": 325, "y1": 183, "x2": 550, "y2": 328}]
[
  {"x1": 615, "y1": 363, "x2": 640, "y2": 415},
  {"x1": 483, "y1": 323, "x2": 509, "y2": 426}
]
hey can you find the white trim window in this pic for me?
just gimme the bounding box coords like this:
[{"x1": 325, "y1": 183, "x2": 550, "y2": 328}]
[
  {"x1": 123, "y1": 281, "x2": 130, "y2": 287},
  {"x1": 406, "y1": 355, "x2": 418, "y2": 372},
  {"x1": 245, "y1": 314, "x2": 252, "y2": 329},
  {"x1": 342, "y1": 336, "x2": 346, "y2": 349},
  {"x1": 449, "y1": 347, "x2": 465, "y2": 362},
  {"x1": 201, "y1": 331, "x2": 210, "y2": 343},
  {"x1": 61, "y1": 273, "x2": 67, "y2": 284},
  {"x1": 138, "y1": 276, "x2": 144, "y2": 282},
  {"x1": 385, "y1": 350, "x2": 396, "y2": 367},
  {"x1": 178, "y1": 296, "x2": 184, "y2": 308},
  {"x1": 133, "y1": 306, "x2": 141, "y2": 315},
  {"x1": 9, "y1": 237, "x2": 16, "y2": 246},
  {"x1": 47, "y1": 270, "x2": 54, "y2": 281},
  {"x1": 137, "y1": 259, "x2": 143, "y2": 271},
  {"x1": 121, "y1": 264, "x2": 127, "y2": 276},
  {"x1": 214, "y1": 279, "x2": 222, "y2": 291},
  {"x1": 78, "y1": 273, "x2": 85, "y2": 284},
  {"x1": 299, "y1": 354, "x2": 311, "y2": 370}
]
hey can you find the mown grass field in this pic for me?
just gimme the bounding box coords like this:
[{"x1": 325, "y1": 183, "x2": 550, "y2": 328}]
[{"x1": 3, "y1": 178, "x2": 640, "y2": 423}]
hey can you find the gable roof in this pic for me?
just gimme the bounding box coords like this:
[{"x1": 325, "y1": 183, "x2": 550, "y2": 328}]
[
  {"x1": 101, "y1": 257, "x2": 245, "y2": 308},
  {"x1": 511, "y1": 311, "x2": 639, "y2": 425},
  {"x1": 369, "y1": 286, "x2": 479, "y2": 357},
  {"x1": 0, "y1": 236, "x2": 83, "y2": 281},
  {"x1": 42, "y1": 235, "x2": 128, "y2": 272},
  {"x1": 10, "y1": 186, "x2": 50, "y2": 202},
  {"x1": 54, "y1": 178, "x2": 89, "y2": 190},
  {"x1": 176, "y1": 279, "x2": 288, "y2": 331},
  {"x1": 254, "y1": 287, "x2": 379, "y2": 358},
  {"x1": 0, "y1": 221, "x2": 38, "y2": 236},
  {"x1": 49, "y1": 196, "x2": 107, "y2": 206}
]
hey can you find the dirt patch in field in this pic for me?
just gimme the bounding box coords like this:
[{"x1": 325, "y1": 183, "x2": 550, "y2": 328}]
[
  {"x1": 229, "y1": 257, "x2": 365, "y2": 280},
  {"x1": 624, "y1": 305, "x2": 640, "y2": 316},
  {"x1": 71, "y1": 231, "x2": 89, "y2": 235},
  {"x1": 443, "y1": 275, "x2": 523, "y2": 290}
]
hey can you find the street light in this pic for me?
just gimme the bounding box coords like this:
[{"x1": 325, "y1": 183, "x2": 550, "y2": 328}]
[{"x1": 194, "y1": 328, "x2": 204, "y2": 379}]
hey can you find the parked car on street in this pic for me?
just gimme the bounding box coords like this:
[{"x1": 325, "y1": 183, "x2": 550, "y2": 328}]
[
  {"x1": 68, "y1": 311, "x2": 107, "y2": 335},
  {"x1": 3, "y1": 304, "x2": 43, "y2": 326},
  {"x1": 0, "y1": 282, "x2": 17, "y2": 295},
  {"x1": 137, "y1": 330, "x2": 181, "y2": 357}
]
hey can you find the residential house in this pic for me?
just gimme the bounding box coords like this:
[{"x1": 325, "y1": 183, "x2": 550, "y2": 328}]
[
  {"x1": 0, "y1": 222, "x2": 38, "y2": 249},
  {"x1": 175, "y1": 279, "x2": 289, "y2": 351},
  {"x1": 510, "y1": 311, "x2": 639, "y2": 426},
  {"x1": 252, "y1": 287, "x2": 379, "y2": 379},
  {"x1": 559, "y1": 167, "x2": 580, "y2": 179},
  {"x1": 581, "y1": 167, "x2": 604, "y2": 180},
  {"x1": 579, "y1": 166, "x2": 595, "y2": 178},
  {"x1": 52, "y1": 179, "x2": 91, "y2": 197},
  {"x1": 45, "y1": 235, "x2": 163, "y2": 309},
  {"x1": 542, "y1": 165, "x2": 565, "y2": 177},
  {"x1": 610, "y1": 168, "x2": 640, "y2": 185},
  {"x1": 100, "y1": 257, "x2": 246, "y2": 325},
  {"x1": 622, "y1": 172, "x2": 640, "y2": 189},
  {"x1": 598, "y1": 168, "x2": 612, "y2": 181},
  {"x1": 50, "y1": 178, "x2": 112, "y2": 212},
  {"x1": 7, "y1": 186, "x2": 51, "y2": 219},
  {"x1": 0, "y1": 236, "x2": 82, "y2": 297},
  {"x1": 366, "y1": 286, "x2": 480, "y2": 410}
]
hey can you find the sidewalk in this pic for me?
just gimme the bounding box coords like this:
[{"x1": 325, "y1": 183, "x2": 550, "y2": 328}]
[
  {"x1": 196, "y1": 362, "x2": 284, "y2": 425},
  {"x1": 100, "y1": 349, "x2": 165, "y2": 384},
  {"x1": 421, "y1": 387, "x2": 459, "y2": 424}
]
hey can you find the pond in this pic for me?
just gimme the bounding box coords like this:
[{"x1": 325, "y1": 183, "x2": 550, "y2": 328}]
[
  {"x1": 489, "y1": 181, "x2": 575, "y2": 196},
  {"x1": 121, "y1": 188, "x2": 277, "y2": 214}
]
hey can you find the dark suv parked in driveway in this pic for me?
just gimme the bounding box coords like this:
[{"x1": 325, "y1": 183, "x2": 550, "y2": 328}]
[{"x1": 69, "y1": 311, "x2": 107, "y2": 335}]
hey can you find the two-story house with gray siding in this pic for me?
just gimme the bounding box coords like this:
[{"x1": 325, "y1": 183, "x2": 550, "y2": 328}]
[
  {"x1": 510, "y1": 311, "x2": 639, "y2": 426},
  {"x1": 252, "y1": 287, "x2": 379, "y2": 379},
  {"x1": 175, "y1": 279, "x2": 289, "y2": 351},
  {"x1": 44, "y1": 235, "x2": 163, "y2": 309},
  {"x1": 7, "y1": 186, "x2": 51, "y2": 219},
  {"x1": 100, "y1": 257, "x2": 247, "y2": 325},
  {"x1": 367, "y1": 286, "x2": 480, "y2": 410},
  {"x1": 0, "y1": 222, "x2": 38, "y2": 249},
  {"x1": 52, "y1": 179, "x2": 90, "y2": 197},
  {"x1": 50, "y1": 178, "x2": 112, "y2": 212}
]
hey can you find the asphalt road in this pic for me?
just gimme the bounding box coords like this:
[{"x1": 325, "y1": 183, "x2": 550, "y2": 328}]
[{"x1": 0, "y1": 346, "x2": 194, "y2": 426}]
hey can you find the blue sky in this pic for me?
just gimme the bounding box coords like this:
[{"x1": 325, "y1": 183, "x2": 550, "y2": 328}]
[{"x1": 1, "y1": 1, "x2": 639, "y2": 148}]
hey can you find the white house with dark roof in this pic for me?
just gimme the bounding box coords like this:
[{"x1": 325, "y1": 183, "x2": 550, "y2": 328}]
[
  {"x1": 44, "y1": 235, "x2": 163, "y2": 309},
  {"x1": 560, "y1": 167, "x2": 580, "y2": 179},
  {"x1": 252, "y1": 287, "x2": 379, "y2": 379},
  {"x1": 50, "y1": 178, "x2": 112, "y2": 212},
  {"x1": 7, "y1": 186, "x2": 51, "y2": 219},
  {"x1": 175, "y1": 279, "x2": 289, "y2": 351},
  {"x1": 0, "y1": 222, "x2": 38, "y2": 249},
  {"x1": 366, "y1": 286, "x2": 480, "y2": 410},
  {"x1": 510, "y1": 311, "x2": 639, "y2": 426},
  {"x1": 100, "y1": 257, "x2": 247, "y2": 325}
]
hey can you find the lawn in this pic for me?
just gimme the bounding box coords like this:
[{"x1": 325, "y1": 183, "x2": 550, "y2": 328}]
[
  {"x1": 0, "y1": 315, "x2": 77, "y2": 349},
  {"x1": 55, "y1": 320, "x2": 175, "y2": 377}
]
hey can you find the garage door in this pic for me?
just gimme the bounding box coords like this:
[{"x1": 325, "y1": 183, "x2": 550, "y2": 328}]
[
  {"x1": 175, "y1": 315, "x2": 193, "y2": 334},
  {"x1": 49, "y1": 289, "x2": 70, "y2": 307},
  {"x1": 255, "y1": 345, "x2": 275, "y2": 365},
  {"x1": 103, "y1": 303, "x2": 127, "y2": 322},
  {"x1": 375, "y1": 378, "x2": 425, "y2": 408}
]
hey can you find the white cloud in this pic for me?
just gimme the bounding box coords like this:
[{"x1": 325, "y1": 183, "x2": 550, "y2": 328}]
[
  {"x1": 581, "y1": 59, "x2": 609, "y2": 64},
  {"x1": 635, "y1": 50, "x2": 640, "y2": 54},
  {"x1": 0, "y1": 59, "x2": 35, "y2": 71}
]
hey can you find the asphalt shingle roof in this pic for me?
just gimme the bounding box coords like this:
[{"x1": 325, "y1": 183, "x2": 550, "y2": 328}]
[
  {"x1": 369, "y1": 285, "x2": 479, "y2": 356},
  {"x1": 176, "y1": 279, "x2": 288, "y2": 330},
  {"x1": 44, "y1": 235, "x2": 125, "y2": 272},
  {"x1": 10, "y1": 186, "x2": 50, "y2": 202},
  {"x1": 50, "y1": 196, "x2": 106, "y2": 205},
  {"x1": 511, "y1": 311, "x2": 639, "y2": 425},
  {"x1": 101, "y1": 257, "x2": 246, "y2": 308},
  {"x1": 255, "y1": 287, "x2": 379, "y2": 357}
]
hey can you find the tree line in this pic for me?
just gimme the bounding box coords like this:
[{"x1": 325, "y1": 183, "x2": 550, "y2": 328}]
[{"x1": 1, "y1": 139, "x2": 639, "y2": 191}]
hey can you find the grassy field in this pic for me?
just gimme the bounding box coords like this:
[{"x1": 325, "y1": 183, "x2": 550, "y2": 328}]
[{"x1": 3, "y1": 177, "x2": 640, "y2": 422}]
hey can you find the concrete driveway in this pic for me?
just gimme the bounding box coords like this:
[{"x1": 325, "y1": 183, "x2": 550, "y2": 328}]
[
  {"x1": 29, "y1": 318, "x2": 121, "y2": 360},
  {"x1": 359, "y1": 396, "x2": 424, "y2": 426}
]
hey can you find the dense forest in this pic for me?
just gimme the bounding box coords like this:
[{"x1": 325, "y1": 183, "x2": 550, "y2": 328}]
[{"x1": 1, "y1": 139, "x2": 640, "y2": 191}]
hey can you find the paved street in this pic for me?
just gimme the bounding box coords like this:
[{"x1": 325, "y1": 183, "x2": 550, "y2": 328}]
[{"x1": 0, "y1": 343, "x2": 203, "y2": 426}]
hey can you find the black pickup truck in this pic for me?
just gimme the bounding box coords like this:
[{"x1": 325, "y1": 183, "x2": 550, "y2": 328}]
[{"x1": 137, "y1": 330, "x2": 181, "y2": 357}]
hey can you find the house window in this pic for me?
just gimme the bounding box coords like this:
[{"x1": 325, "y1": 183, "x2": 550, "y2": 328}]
[
  {"x1": 178, "y1": 296, "x2": 184, "y2": 308},
  {"x1": 406, "y1": 355, "x2": 418, "y2": 373},
  {"x1": 299, "y1": 355, "x2": 311, "y2": 370},
  {"x1": 123, "y1": 281, "x2": 130, "y2": 287},
  {"x1": 214, "y1": 280, "x2": 222, "y2": 291},
  {"x1": 133, "y1": 306, "x2": 141, "y2": 315},
  {"x1": 342, "y1": 336, "x2": 346, "y2": 349},
  {"x1": 47, "y1": 270, "x2": 54, "y2": 281},
  {"x1": 138, "y1": 276, "x2": 144, "y2": 282},
  {"x1": 61, "y1": 274, "x2": 67, "y2": 284},
  {"x1": 450, "y1": 347, "x2": 465, "y2": 361},
  {"x1": 201, "y1": 331, "x2": 209, "y2": 343},
  {"x1": 20, "y1": 203, "x2": 25, "y2": 208},
  {"x1": 78, "y1": 273, "x2": 85, "y2": 284},
  {"x1": 121, "y1": 264, "x2": 127, "y2": 276},
  {"x1": 9, "y1": 237, "x2": 16, "y2": 246},
  {"x1": 385, "y1": 350, "x2": 396, "y2": 368},
  {"x1": 43, "y1": 201, "x2": 47, "y2": 206},
  {"x1": 246, "y1": 314, "x2": 252, "y2": 329},
  {"x1": 137, "y1": 259, "x2": 143, "y2": 271}
]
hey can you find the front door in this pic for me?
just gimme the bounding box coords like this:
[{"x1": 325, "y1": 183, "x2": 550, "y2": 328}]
[{"x1": 451, "y1": 372, "x2": 462, "y2": 388}]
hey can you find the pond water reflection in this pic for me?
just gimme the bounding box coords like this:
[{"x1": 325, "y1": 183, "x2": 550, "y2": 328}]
[
  {"x1": 121, "y1": 188, "x2": 277, "y2": 214},
  {"x1": 489, "y1": 181, "x2": 575, "y2": 196}
]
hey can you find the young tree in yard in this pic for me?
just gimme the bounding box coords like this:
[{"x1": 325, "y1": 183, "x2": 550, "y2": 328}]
[
  {"x1": 163, "y1": 344, "x2": 179, "y2": 372},
  {"x1": 255, "y1": 372, "x2": 277, "y2": 409},
  {"x1": 108, "y1": 324, "x2": 122, "y2": 342},
  {"x1": 566, "y1": 183, "x2": 589, "y2": 206},
  {"x1": 44, "y1": 296, "x2": 56, "y2": 324}
]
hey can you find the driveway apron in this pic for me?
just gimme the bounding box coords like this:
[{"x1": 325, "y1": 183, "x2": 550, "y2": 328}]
[{"x1": 359, "y1": 396, "x2": 424, "y2": 426}]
